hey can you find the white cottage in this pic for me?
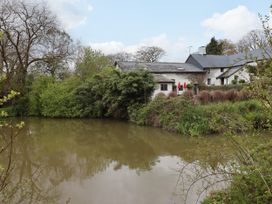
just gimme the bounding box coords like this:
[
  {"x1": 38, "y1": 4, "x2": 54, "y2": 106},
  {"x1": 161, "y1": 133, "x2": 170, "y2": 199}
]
[
  {"x1": 115, "y1": 61, "x2": 205, "y2": 97},
  {"x1": 115, "y1": 48, "x2": 268, "y2": 98},
  {"x1": 185, "y1": 49, "x2": 267, "y2": 86}
]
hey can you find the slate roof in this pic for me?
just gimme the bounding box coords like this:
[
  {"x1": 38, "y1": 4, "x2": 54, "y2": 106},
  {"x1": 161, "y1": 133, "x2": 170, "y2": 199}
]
[
  {"x1": 216, "y1": 66, "x2": 243, "y2": 79},
  {"x1": 187, "y1": 49, "x2": 270, "y2": 69},
  {"x1": 116, "y1": 61, "x2": 205, "y2": 73},
  {"x1": 153, "y1": 74, "x2": 175, "y2": 83}
]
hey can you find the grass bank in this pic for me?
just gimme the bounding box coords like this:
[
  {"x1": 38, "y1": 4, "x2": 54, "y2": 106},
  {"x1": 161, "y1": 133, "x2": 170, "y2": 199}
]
[{"x1": 129, "y1": 95, "x2": 271, "y2": 137}]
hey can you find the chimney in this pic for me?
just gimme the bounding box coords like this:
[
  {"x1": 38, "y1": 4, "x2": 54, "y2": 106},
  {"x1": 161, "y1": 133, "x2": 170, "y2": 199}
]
[{"x1": 198, "y1": 46, "x2": 206, "y2": 55}]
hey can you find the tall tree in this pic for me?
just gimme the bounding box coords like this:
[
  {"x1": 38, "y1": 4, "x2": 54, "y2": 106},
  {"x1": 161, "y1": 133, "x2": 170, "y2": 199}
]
[
  {"x1": 0, "y1": 0, "x2": 73, "y2": 93},
  {"x1": 206, "y1": 37, "x2": 224, "y2": 55},
  {"x1": 75, "y1": 47, "x2": 112, "y2": 80},
  {"x1": 135, "y1": 46, "x2": 165, "y2": 63}
]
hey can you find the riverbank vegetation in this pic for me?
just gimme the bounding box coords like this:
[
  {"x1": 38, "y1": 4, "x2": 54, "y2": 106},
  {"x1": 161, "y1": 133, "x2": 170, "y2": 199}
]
[
  {"x1": 13, "y1": 68, "x2": 154, "y2": 119},
  {"x1": 200, "y1": 14, "x2": 272, "y2": 203},
  {"x1": 129, "y1": 95, "x2": 271, "y2": 137},
  {"x1": 1, "y1": 1, "x2": 272, "y2": 203}
]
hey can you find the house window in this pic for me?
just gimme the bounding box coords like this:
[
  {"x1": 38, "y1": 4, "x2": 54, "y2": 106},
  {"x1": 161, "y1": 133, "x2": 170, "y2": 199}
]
[
  {"x1": 221, "y1": 68, "x2": 224, "y2": 72},
  {"x1": 160, "y1": 84, "x2": 168, "y2": 91},
  {"x1": 207, "y1": 78, "x2": 211, "y2": 85}
]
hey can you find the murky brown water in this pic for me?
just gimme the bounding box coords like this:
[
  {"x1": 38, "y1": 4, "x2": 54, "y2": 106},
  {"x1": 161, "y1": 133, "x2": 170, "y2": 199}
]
[{"x1": 1, "y1": 118, "x2": 270, "y2": 204}]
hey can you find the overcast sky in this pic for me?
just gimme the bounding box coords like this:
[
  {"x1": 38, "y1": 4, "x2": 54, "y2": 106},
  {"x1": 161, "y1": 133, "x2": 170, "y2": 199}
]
[{"x1": 45, "y1": 0, "x2": 270, "y2": 61}]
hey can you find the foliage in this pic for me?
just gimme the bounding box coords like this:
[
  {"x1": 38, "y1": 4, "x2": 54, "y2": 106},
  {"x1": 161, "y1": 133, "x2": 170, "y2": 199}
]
[
  {"x1": 39, "y1": 77, "x2": 81, "y2": 118},
  {"x1": 0, "y1": 1, "x2": 73, "y2": 93},
  {"x1": 203, "y1": 10, "x2": 272, "y2": 203},
  {"x1": 194, "y1": 90, "x2": 251, "y2": 104},
  {"x1": 75, "y1": 47, "x2": 112, "y2": 80},
  {"x1": 130, "y1": 96, "x2": 271, "y2": 137},
  {"x1": 186, "y1": 83, "x2": 193, "y2": 89},
  {"x1": 0, "y1": 89, "x2": 24, "y2": 194},
  {"x1": 249, "y1": 60, "x2": 272, "y2": 110},
  {"x1": 26, "y1": 68, "x2": 155, "y2": 119},
  {"x1": 28, "y1": 76, "x2": 55, "y2": 116},
  {"x1": 75, "y1": 68, "x2": 155, "y2": 119},
  {"x1": 202, "y1": 141, "x2": 272, "y2": 204},
  {"x1": 206, "y1": 37, "x2": 224, "y2": 55},
  {"x1": 199, "y1": 84, "x2": 246, "y2": 91}
]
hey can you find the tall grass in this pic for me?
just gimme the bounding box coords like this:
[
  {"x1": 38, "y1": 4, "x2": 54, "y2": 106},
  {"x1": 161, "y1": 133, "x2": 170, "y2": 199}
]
[{"x1": 129, "y1": 96, "x2": 271, "y2": 137}]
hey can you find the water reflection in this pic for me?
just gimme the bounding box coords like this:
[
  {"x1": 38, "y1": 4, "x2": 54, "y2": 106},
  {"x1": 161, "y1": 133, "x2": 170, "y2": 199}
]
[{"x1": 1, "y1": 118, "x2": 264, "y2": 204}]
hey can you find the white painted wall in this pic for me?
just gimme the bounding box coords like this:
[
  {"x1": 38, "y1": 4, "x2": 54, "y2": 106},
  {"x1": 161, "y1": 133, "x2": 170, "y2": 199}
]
[
  {"x1": 226, "y1": 67, "x2": 251, "y2": 85},
  {"x1": 160, "y1": 73, "x2": 191, "y2": 86},
  {"x1": 152, "y1": 73, "x2": 202, "y2": 98},
  {"x1": 205, "y1": 68, "x2": 224, "y2": 86},
  {"x1": 152, "y1": 83, "x2": 174, "y2": 98}
]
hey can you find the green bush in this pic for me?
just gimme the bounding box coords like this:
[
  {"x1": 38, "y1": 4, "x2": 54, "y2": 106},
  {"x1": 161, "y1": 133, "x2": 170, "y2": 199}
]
[
  {"x1": 28, "y1": 76, "x2": 55, "y2": 116},
  {"x1": 176, "y1": 107, "x2": 209, "y2": 136},
  {"x1": 25, "y1": 68, "x2": 155, "y2": 119},
  {"x1": 75, "y1": 68, "x2": 155, "y2": 119},
  {"x1": 39, "y1": 78, "x2": 81, "y2": 118},
  {"x1": 202, "y1": 141, "x2": 272, "y2": 204},
  {"x1": 130, "y1": 97, "x2": 270, "y2": 137}
]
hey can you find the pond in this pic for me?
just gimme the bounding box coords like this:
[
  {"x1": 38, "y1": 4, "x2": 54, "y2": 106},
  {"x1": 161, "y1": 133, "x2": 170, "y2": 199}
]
[{"x1": 1, "y1": 118, "x2": 270, "y2": 204}]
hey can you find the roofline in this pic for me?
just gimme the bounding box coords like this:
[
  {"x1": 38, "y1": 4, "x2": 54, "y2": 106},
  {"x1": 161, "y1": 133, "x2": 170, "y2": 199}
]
[
  {"x1": 216, "y1": 67, "x2": 244, "y2": 79},
  {"x1": 155, "y1": 80, "x2": 175, "y2": 83},
  {"x1": 151, "y1": 71, "x2": 205, "y2": 74},
  {"x1": 185, "y1": 55, "x2": 203, "y2": 68},
  {"x1": 115, "y1": 61, "x2": 190, "y2": 64}
]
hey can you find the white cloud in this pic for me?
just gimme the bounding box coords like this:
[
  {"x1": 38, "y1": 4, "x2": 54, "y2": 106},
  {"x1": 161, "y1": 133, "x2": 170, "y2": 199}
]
[
  {"x1": 87, "y1": 5, "x2": 94, "y2": 12},
  {"x1": 202, "y1": 5, "x2": 261, "y2": 42},
  {"x1": 45, "y1": 0, "x2": 94, "y2": 30},
  {"x1": 90, "y1": 34, "x2": 190, "y2": 62}
]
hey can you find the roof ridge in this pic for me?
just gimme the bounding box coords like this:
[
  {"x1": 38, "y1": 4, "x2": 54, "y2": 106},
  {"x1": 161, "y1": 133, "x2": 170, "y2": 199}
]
[{"x1": 117, "y1": 61, "x2": 186, "y2": 64}]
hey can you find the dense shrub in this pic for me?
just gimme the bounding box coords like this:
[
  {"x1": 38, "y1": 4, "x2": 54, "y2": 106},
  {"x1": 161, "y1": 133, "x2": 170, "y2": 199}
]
[
  {"x1": 27, "y1": 68, "x2": 155, "y2": 119},
  {"x1": 196, "y1": 91, "x2": 212, "y2": 104},
  {"x1": 129, "y1": 97, "x2": 271, "y2": 136},
  {"x1": 28, "y1": 76, "x2": 55, "y2": 116},
  {"x1": 210, "y1": 90, "x2": 225, "y2": 102},
  {"x1": 199, "y1": 84, "x2": 246, "y2": 91},
  {"x1": 194, "y1": 90, "x2": 252, "y2": 104},
  {"x1": 225, "y1": 89, "x2": 238, "y2": 101},
  {"x1": 75, "y1": 68, "x2": 155, "y2": 119},
  {"x1": 202, "y1": 141, "x2": 272, "y2": 204},
  {"x1": 39, "y1": 78, "x2": 81, "y2": 117},
  {"x1": 168, "y1": 91, "x2": 177, "y2": 98},
  {"x1": 183, "y1": 90, "x2": 194, "y2": 99}
]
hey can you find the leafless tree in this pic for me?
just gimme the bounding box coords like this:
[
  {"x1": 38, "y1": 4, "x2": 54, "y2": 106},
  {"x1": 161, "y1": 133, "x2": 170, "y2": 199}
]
[
  {"x1": 188, "y1": 73, "x2": 207, "y2": 86},
  {"x1": 0, "y1": 0, "x2": 73, "y2": 92},
  {"x1": 236, "y1": 30, "x2": 268, "y2": 53},
  {"x1": 219, "y1": 39, "x2": 238, "y2": 55},
  {"x1": 108, "y1": 52, "x2": 134, "y2": 62},
  {"x1": 135, "y1": 46, "x2": 165, "y2": 63}
]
